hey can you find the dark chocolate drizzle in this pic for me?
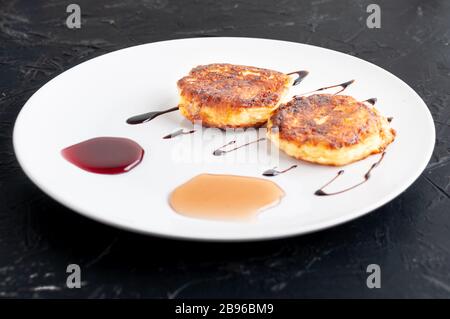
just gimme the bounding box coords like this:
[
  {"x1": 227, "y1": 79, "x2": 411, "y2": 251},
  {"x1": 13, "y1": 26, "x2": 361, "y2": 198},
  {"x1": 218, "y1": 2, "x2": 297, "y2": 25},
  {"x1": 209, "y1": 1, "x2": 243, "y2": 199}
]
[
  {"x1": 126, "y1": 106, "x2": 179, "y2": 125},
  {"x1": 213, "y1": 138, "x2": 266, "y2": 156},
  {"x1": 363, "y1": 99, "x2": 393, "y2": 123},
  {"x1": 363, "y1": 97, "x2": 377, "y2": 105},
  {"x1": 315, "y1": 152, "x2": 386, "y2": 196},
  {"x1": 296, "y1": 79, "x2": 355, "y2": 97},
  {"x1": 262, "y1": 165, "x2": 298, "y2": 177},
  {"x1": 287, "y1": 70, "x2": 309, "y2": 86},
  {"x1": 163, "y1": 129, "x2": 195, "y2": 139},
  {"x1": 126, "y1": 69, "x2": 308, "y2": 125}
]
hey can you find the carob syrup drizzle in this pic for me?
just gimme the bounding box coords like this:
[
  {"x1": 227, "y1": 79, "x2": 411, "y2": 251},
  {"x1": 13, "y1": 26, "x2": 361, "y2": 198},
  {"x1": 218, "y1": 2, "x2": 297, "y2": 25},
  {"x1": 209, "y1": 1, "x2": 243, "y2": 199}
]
[
  {"x1": 314, "y1": 152, "x2": 386, "y2": 196},
  {"x1": 126, "y1": 106, "x2": 179, "y2": 125},
  {"x1": 287, "y1": 70, "x2": 309, "y2": 86},
  {"x1": 163, "y1": 129, "x2": 196, "y2": 139},
  {"x1": 362, "y1": 98, "x2": 393, "y2": 122},
  {"x1": 262, "y1": 165, "x2": 298, "y2": 177},
  {"x1": 213, "y1": 138, "x2": 266, "y2": 156},
  {"x1": 126, "y1": 69, "x2": 309, "y2": 125},
  {"x1": 296, "y1": 79, "x2": 355, "y2": 97},
  {"x1": 363, "y1": 97, "x2": 377, "y2": 105}
]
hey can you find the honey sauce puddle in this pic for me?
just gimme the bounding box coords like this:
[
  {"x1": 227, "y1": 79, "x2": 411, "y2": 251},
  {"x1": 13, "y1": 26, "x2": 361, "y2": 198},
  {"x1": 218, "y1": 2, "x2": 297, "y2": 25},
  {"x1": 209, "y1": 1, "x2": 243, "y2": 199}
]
[{"x1": 169, "y1": 174, "x2": 284, "y2": 221}]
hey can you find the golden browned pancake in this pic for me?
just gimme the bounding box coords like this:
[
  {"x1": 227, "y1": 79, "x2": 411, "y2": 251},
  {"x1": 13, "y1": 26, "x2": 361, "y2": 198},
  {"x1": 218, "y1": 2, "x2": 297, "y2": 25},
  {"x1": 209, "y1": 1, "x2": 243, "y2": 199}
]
[
  {"x1": 267, "y1": 94, "x2": 396, "y2": 166},
  {"x1": 177, "y1": 63, "x2": 293, "y2": 128}
]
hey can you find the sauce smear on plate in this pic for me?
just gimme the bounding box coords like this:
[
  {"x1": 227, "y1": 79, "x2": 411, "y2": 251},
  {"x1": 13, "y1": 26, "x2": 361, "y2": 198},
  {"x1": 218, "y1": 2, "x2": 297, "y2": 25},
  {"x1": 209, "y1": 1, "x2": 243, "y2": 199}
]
[
  {"x1": 61, "y1": 137, "x2": 144, "y2": 174},
  {"x1": 169, "y1": 174, "x2": 284, "y2": 221}
]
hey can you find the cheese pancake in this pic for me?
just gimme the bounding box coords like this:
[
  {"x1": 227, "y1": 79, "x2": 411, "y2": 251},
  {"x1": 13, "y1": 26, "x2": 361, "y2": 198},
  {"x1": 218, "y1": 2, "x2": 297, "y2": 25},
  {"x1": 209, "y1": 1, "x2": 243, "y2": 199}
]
[
  {"x1": 267, "y1": 94, "x2": 396, "y2": 166},
  {"x1": 177, "y1": 64, "x2": 294, "y2": 128}
]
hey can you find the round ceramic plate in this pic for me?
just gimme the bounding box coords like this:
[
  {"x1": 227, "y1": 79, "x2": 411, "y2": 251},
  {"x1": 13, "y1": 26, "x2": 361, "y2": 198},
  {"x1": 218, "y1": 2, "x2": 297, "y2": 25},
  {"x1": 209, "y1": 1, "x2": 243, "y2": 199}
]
[{"x1": 13, "y1": 37, "x2": 435, "y2": 241}]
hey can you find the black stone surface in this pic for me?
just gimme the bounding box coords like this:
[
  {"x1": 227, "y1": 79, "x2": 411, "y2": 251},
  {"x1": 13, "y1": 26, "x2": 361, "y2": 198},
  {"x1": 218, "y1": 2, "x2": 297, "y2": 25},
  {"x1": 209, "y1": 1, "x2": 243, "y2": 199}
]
[{"x1": 0, "y1": 0, "x2": 449, "y2": 298}]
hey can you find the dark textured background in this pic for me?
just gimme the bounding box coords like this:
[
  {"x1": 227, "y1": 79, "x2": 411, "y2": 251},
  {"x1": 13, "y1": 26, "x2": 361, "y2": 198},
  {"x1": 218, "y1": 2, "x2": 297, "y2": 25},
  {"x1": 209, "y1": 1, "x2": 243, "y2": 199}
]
[{"x1": 0, "y1": 0, "x2": 449, "y2": 298}]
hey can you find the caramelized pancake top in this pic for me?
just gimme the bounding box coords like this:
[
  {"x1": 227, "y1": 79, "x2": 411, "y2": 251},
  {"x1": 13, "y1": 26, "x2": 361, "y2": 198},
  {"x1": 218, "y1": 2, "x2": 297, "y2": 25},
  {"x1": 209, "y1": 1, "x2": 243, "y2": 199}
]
[
  {"x1": 177, "y1": 64, "x2": 291, "y2": 109},
  {"x1": 270, "y1": 94, "x2": 386, "y2": 149}
]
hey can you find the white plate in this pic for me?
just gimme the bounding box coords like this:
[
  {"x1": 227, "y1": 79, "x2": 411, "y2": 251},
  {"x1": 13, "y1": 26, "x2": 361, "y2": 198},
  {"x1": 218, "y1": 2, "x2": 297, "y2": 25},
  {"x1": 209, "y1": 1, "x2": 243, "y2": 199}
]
[{"x1": 13, "y1": 37, "x2": 435, "y2": 241}]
